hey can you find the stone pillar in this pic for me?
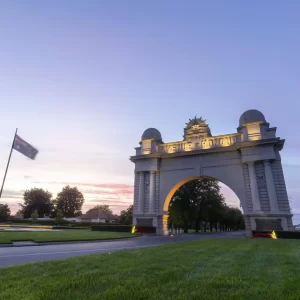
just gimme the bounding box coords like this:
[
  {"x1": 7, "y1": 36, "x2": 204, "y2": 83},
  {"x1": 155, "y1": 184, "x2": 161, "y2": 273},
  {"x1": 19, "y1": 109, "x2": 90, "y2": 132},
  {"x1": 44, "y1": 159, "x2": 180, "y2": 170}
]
[
  {"x1": 263, "y1": 160, "x2": 279, "y2": 212},
  {"x1": 138, "y1": 172, "x2": 144, "y2": 213},
  {"x1": 248, "y1": 162, "x2": 261, "y2": 212},
  {"x1": 149, "y1": 171, "x2": 156, "y2": 213}
]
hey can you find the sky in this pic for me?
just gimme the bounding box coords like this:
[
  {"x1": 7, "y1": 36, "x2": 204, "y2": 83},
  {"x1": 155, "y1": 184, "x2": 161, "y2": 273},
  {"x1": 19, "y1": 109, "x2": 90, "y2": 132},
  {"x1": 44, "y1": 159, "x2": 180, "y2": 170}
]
[{"x1": 0, "y1": 1, "x2": 299, "y2": 222}]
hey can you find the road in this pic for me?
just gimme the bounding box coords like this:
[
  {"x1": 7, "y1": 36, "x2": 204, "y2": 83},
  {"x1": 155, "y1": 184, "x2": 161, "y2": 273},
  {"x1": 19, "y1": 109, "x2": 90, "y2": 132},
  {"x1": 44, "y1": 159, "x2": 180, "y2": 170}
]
[{"x1": 0, "y1": 231, "x2": 245, "y2": 268}]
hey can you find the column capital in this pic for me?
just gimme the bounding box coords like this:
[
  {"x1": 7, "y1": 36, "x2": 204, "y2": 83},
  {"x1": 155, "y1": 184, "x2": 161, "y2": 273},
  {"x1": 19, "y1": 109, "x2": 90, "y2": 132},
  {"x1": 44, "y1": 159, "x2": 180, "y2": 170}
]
[
  {"x1": 139, "y1": 171, "x2": 145, "y2": 176},
  {"x1": 263, "y1": 159, "x2": 270, "y2": 165},
  {"x1": 150, "y1": 170, "x2": 158, "y2": 174},
  {"x1": 247, "y1": 161, "x2": 255, "y2": 167}
]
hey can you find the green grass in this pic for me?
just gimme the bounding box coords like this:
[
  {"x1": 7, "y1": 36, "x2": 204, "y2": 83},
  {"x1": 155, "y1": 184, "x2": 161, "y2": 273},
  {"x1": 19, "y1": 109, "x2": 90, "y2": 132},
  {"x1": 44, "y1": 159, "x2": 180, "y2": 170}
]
[
  {"x1": 1, "y1": 238, "x2": 300, "y2": 300},
  {"x1": 0, "y1": 229, "x2": 139, "y2": 244}
]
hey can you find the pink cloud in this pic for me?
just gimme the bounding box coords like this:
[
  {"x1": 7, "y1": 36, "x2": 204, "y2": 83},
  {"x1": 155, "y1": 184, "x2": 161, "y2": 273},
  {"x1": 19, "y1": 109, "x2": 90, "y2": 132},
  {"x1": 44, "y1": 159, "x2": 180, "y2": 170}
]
[
  {"x1": 33, "y1": 181, "x2": 133, "y2": 190},
  {"x1": 81, "y1": 187, "x2": 133, "y2": 196}
]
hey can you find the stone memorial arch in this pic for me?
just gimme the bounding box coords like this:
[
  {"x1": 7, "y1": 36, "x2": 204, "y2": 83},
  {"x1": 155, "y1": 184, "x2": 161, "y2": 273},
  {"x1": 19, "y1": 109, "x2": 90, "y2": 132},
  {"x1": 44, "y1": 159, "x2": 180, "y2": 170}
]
[{"x1": 130, "y1": 110, "x2": 293, "y2": 236}]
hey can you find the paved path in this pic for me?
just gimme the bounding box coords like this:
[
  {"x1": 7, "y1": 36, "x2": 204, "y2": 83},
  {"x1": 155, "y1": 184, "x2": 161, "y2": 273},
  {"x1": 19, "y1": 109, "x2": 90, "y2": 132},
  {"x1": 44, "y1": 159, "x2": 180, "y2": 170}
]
[{"x1": 0, "y1": 231, "x2": 245, "y2": 268}]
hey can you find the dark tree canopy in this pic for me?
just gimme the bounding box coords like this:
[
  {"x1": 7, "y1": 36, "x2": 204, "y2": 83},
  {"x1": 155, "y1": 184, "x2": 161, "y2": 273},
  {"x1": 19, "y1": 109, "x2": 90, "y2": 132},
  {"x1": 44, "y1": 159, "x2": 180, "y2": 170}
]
[
  {"x1": 20, "y1": 188, "x2": 53, "y2": 218},
  {"x1": 0, "y1": 204, "x2": 11, "y2": 221},
  {"x1": 56, "y1": 185, "x2": 84, "y2": 217},
  {"x1": 168, "y1": 179, "x2": 244, "y2": 232},
  {"x1": 118, "y1": 205, "x2": 133, "y2": 225}
]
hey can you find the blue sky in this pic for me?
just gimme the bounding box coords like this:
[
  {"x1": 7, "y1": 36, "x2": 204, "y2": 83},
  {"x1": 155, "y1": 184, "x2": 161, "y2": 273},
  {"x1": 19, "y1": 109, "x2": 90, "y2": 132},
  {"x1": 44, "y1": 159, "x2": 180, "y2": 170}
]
[{"x1": 0, "y1": 1, "x2": 299, "y2": 222}]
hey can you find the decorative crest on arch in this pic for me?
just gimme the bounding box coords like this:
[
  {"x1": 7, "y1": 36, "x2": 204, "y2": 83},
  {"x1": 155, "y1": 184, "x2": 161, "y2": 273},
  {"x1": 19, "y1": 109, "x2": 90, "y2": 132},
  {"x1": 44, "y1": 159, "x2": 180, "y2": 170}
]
[
  {"x1": 183, "y1": 116, "x2": 212, "y2": 140},
  {"x1": 185, "y1": 116, "x2": 207, "y2": 129}
]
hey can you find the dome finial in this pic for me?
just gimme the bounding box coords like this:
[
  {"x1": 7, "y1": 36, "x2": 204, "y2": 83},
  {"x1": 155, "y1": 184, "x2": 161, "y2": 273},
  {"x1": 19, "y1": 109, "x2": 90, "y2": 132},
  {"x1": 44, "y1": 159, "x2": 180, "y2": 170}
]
[
  {"x1": 141, "y1": 128, "x2": 162, "y2": 142},
  {"x1": 239, "y1": 109, "x2": 266, "y2": 127}
]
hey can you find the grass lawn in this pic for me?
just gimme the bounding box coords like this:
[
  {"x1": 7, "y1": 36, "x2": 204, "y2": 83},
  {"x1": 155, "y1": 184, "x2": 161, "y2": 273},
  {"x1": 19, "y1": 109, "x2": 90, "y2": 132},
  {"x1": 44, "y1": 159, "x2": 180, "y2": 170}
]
[
  {"x1": 0, "y1": 230, "x2": 139, "y2": 244},
  {"x1": 1, "y1": 238, "x2": 300, "y2": 300}
]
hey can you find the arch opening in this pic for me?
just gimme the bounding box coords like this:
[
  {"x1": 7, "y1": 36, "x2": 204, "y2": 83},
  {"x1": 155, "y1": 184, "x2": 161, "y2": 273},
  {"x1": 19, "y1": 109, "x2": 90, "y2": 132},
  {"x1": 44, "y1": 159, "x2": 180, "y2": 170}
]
[{"x1": 164, "y1": 176, "x2": 245, "y2": 234}]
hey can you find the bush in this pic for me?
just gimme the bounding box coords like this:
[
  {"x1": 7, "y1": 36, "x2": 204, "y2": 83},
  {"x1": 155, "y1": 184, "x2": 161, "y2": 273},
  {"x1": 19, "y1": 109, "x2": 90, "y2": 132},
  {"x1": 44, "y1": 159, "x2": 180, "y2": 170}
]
[
  {"x1": 252, "y1": 230, "x2": 300, "y2": 239},
  {"x1": 55, "y1": 210, "x2": 64, "y2": 225},
  {"x1": 91, "y1": 225, "x2": 132, "y2": 232}
]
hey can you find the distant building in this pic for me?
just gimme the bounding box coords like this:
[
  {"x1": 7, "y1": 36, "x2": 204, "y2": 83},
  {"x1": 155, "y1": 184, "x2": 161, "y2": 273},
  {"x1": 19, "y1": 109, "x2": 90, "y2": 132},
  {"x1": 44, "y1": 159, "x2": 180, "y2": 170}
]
[
  {"x1": 295, "y1": 224, "x2": 300, "y2": 231},
  {"x1": 77, "y1": 209, "x2": 118, "y2": 223}
]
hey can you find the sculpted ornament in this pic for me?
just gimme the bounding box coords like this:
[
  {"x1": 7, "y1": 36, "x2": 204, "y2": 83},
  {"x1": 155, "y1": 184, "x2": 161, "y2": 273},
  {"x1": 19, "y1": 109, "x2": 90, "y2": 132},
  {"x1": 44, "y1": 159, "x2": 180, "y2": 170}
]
[
  {"x1": 184, "y1": 116, "x2": 212, "y2": 139},
  {"x1": 185, "y1": 116, "x2": 207, "y2": 129}
]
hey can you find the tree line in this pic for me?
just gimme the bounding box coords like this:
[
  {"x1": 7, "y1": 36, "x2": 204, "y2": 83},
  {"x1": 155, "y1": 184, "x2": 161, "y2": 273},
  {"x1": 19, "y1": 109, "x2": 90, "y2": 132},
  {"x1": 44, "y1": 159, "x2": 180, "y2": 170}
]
[
  {"x1": 168, "y1": 179, "x2": 244, "y2": 232},
  {"x1": 0, "y1": 184, "x2": 134, "y2": 224},
  {"x1": 0, "y1": 179, "x2": 244, "y2": 231},
  {"x1": 0, "y1": 185, "x2": 85, "y2": 221}
]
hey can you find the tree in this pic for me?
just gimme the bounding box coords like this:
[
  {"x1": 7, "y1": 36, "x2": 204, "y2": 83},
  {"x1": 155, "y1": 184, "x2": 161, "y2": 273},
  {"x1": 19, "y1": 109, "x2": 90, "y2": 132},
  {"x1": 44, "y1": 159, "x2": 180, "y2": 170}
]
[
  {"x1": 31, "y1": 209, "x2": 38, "y2": 223},
  {"x1": 55, "y1": 209, "x2": 64, "y2": 225},
  {"x1": 118, "y1": 205, "x2": 133, "y2": 225},
  {"x1": 56, "y1": 185, "x2": 84, "y2": 217},
  {"x1": 15, "y1": 209, "x2": 23, "y2": 219},
  {"x1": 169, "y1": 179, "x2": 223, "y2": 232},
  {"x1": 0, "y1": 204, "x2": 11, "y2": 221},
  {"x1": 20, "y1": 188, "x2": 53, "y2": 218},
  {"x1": 86, "y1": 205, "x2": 112, "y2": 215},
  {"x1": 168, "y1": 178, "x2": 244, "y2": 232}
]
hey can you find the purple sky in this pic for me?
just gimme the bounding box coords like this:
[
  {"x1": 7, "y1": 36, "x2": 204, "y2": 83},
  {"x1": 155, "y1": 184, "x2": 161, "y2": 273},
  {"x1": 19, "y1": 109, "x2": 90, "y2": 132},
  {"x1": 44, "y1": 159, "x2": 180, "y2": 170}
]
[{"x1": 0, "y1": 1, "x2": 299, "y2": 222}]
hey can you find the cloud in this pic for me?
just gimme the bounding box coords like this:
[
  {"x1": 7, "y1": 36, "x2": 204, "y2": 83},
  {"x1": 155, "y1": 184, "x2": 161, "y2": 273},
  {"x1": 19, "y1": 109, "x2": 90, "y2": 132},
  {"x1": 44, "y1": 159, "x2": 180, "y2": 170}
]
[
  {"x1": 31, "y1": 181, "x2": 134, "y2": 199},
  {"x1": 32, "y1": 181, "x2": 133, "y2": 190},
  {"x1": 87, "y1": 199, "x2": 133, "y2": 204},
  {"x1": 1, "y1": 189, "x2": 24, "y2": 200},
  {"x1": 81, "y1": 187, "x2": 133, "y2": 196},
  {"x1": 29, "y1": 181, "x2": 134, "y2": 214}
]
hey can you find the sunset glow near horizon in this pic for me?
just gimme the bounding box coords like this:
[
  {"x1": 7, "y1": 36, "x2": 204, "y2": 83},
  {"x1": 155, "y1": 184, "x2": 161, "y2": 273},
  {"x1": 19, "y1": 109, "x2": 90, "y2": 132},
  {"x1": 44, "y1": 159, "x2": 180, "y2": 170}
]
[{"x1": 0, "y1": 2, "x2": 299, "y2": 222}]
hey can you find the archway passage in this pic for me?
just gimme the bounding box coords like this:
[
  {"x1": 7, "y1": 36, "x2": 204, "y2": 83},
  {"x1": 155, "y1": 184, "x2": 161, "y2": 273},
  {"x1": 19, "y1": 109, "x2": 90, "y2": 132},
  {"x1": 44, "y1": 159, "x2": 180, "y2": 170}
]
[
  {"x1": 167, "y1": 177, "x2": 245, "y2": 234},
  {"x1": 131, "y1": 111, "x2": 294, "y2": 236}
]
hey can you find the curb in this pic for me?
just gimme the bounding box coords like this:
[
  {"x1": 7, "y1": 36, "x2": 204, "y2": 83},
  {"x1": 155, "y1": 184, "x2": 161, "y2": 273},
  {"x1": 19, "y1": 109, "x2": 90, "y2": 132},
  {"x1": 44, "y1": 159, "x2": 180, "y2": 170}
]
[{"x1": 0, "y1": 236, "x2": 143, "y2": 248}]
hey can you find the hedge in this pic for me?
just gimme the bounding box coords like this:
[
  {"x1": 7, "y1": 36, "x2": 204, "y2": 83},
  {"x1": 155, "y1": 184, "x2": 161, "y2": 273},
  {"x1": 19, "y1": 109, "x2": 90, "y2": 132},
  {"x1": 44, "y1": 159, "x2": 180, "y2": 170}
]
[
  {"x1": 252, "y1": 230, "x2": 300, "y2": 239},
  {"x1": 91, "y1": 225, "x2": 132, "y2": 232},
  {"x1": 134, "y1": 226, "x2": 156, "y2": 234},
  {"x1": 4, "y1": 219, "x2": 59, "y2": 225},
  {"x1": 52, "y1": 226, "x2": 87, "y2": 230}
]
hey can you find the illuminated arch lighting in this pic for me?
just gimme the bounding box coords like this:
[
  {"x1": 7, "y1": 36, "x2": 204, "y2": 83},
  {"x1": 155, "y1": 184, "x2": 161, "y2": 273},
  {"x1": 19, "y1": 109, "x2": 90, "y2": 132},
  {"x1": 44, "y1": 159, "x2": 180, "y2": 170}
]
[{"x1": 162, "y1": 175, "x2": 242, "y2": 213}]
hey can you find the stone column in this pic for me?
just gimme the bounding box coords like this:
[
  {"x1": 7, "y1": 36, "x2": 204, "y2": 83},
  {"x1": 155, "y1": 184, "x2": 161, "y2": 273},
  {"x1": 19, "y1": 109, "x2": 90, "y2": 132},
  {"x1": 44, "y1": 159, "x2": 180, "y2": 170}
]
[
  {"x1": 138, "y1": 172, "x2": 144, "y2": 213},
  {"x1": 263, "y1": 160, "x2": 279, "y2": 212},
  {"x1": 248, "y1": 162, "x2": 261, "y2": 212},
  {"x1": 149, "y1": 171, "x2": 156, "y2": 213}
]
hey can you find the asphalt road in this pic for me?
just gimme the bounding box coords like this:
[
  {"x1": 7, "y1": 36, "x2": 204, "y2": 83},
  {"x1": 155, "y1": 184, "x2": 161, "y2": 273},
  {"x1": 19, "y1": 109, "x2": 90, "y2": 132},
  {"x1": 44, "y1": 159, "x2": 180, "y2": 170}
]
[{"x1": 0, "y1": 231, "x2": 245, "y2": 268}]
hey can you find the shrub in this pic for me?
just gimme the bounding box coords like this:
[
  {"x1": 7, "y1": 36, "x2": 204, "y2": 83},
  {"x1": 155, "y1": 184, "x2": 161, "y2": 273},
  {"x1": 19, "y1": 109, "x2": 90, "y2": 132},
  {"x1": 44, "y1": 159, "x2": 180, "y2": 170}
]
[
  {"x1": 91, "y1": 225, "x2": 132, "y2": 232},
  {"x1": 55, "y1": 210, "x2": 64, "y2": 225},
  {"x1": 31, "y1": 210, "x2": 39, "y2": 224}
]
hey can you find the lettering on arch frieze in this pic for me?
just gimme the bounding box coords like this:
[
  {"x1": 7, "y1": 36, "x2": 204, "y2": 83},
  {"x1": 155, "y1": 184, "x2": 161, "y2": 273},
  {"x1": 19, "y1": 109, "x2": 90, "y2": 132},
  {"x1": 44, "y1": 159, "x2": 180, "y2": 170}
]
[{"x1": 158, "y1": 134, "x2": 241, "y2": 154}]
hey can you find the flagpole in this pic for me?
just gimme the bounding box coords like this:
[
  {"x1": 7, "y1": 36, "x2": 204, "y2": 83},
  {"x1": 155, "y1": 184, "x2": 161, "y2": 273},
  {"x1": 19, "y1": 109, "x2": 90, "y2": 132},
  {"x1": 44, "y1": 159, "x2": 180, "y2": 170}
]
[{"x1": 0, "y1": 128, "x2": 18, "y2": 198}]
